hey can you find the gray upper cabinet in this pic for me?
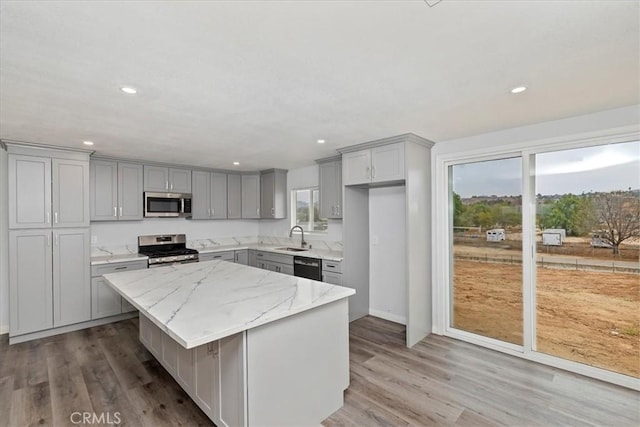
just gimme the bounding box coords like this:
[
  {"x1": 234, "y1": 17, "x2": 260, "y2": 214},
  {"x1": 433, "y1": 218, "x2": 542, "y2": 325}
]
[
  {"x1": 192, "y1": 171, "x2": 228, "y2": 220},
  {"x1": 9, "y1": 229, "x2": 54, "y2": 336},
  {"x1": 211, "y1": 173, "x2": 228, "y2": 219},
  {"x1": 9, "y1": 151, "x2": 89, "y2": 229},
  {"x1": 91, "y1": 160, "x2": 143, "y2": 221},
  {"x1": 90, "y1": 160, "x2": 118, "y2": 221},
  {"x1": 52, "y1": 159, "x2": 90, "y2": 227},
  {"x1": 144, "y1": 165, "x2": 192, "y2": 193},
  {"x1": 53, "y1": 228, "x2": 91, "y2": 327},
  {"x1": 260, "y1": 169, "x2": 287, "y2": 219},
  {"x1": 191, "y1": 170, "x2": 211, "y2": 220},
  {"x1": 118, "y1": 162, "x2": 144, "y2": 220},
  {"x1": 8, "y1": 154, "x2": 52, "y2": 229},
  {"x1": 241, "y1": 174, "x2": 260, "y2": 219},
  {"x1": 342, "y1": 142, "x2": 405, "y2": 186},
  {"x1": 227, "y1": 174, "x2": 241, "y2": 219},
  {"x1": 317, "y1": 157, "x2": 342, "y2": 219}
]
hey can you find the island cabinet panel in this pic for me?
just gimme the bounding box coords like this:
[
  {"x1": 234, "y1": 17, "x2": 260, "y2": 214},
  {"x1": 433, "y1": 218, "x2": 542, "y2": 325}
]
[
  {"x1": 199, "y1": 251, "x2": 235, "y2": 262},
  {"x1": 247, "y1": 298, "x2": 349, "y2": 426},
  {"x1": 91, "y1": 277, "x2": 121, "y2": 319},
  {"x1": 219, "y1": 333, "x2": 246, "y2": 427},
  {"x1": 176, "y1": 345, "x2": 195, "y2": 392},
  {"x1": 162, "y1": 334, "x2": 179, "y2": 376},
  {"x1": 194, "y1": 342, "x2": 219, "y2": 419}
]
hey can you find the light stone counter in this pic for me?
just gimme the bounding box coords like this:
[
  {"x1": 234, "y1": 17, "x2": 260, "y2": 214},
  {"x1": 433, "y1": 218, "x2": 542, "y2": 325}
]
[
  {"x1": 91, "y1": 253, "x2": 149, "y2": 265},
  {"x1": 103, "y1": 259, "x2": 354, "y2": 349},
  {"x1": 192, "y1": 243, "x2": 343, "y2": 262}
]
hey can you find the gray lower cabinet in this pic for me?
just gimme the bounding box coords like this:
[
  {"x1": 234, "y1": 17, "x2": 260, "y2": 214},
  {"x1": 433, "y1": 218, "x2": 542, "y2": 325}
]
[
  {"x1": 199, "y1": 251, "x2": 235, "y2": 262},
  {"x1": 91, "y1": 259, "x2": 148, "y2": 319},
  {"x1": 227, "y1": 174, "x2": 242, "y2": 219},
  {"x1": 260, "y1": 169, "x2": 287, "y2": 219},
  {"x1": 322, "y1": 260, "x2": 343, "y2": 285},
  {"x1": 9, "y1": 228, "x2": 91, "y2": 336},
  {"x1": 255, "y1": 251, "x2": 294, "y2": 275},
  {"x1": 191, "y1": 171, "x2": 227, "y2": 220},
  {"x1": 241, "y1": 174, "x2": 260, "y2": 219},
  {"x1": 248, "y1": 250, "x2": 257, "y2": 267},
  {"x1": 234, "y1": 249, "x2": 249, "y2": 265},
  {"x1": 317, "y1": 157, "x2": 342, "y2": 219},
  {"x1": 8, "y1": 150, "x2": 89, "y2": 229},
  {"x1": 53, "y1": 229, "x2": 91, "y2": 327},
  {"x1": 9, "y1": 229, "x2": 53, "y2": 335},
  {"x1": 139, "y1": 314, "x2": 245, "y2": 427},
  {"x1": 144, "y1": 165, "x2": 192, "y2": 193},
  {"x1": 91, "y1": 160, "x2": 143, "y2": 221}
]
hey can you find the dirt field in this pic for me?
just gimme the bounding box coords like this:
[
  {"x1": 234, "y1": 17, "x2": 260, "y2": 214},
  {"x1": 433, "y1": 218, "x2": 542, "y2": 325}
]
[{"x1": 453, "y1": 259, "x2": 640, "y2": 378}]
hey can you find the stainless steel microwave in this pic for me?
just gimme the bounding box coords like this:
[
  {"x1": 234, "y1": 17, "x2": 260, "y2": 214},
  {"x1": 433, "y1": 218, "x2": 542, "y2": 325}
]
[{"x1": 144, "y1": 192, "x2": 192, "y2": 218}]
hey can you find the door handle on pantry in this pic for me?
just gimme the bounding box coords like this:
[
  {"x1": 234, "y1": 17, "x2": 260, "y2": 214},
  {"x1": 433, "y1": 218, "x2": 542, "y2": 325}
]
[
  {"x1": 54, "y1": 212, "x2": 58, "y2": 223},
  {"x1": 114, "y1": 207, "x2": 117, "y2": 217},
  {"x1": 119, "y1": 207, "x2": 123, "y2": 217},
  {"x1": 46, "y1": 212, "x2": 50, "y2": 224}
]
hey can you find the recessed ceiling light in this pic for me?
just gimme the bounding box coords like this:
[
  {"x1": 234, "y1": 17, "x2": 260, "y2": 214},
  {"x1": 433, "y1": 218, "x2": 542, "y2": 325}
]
[
  {"x1": 233, "y1": 162, "x2": 240, "y2": 166},
  {"x1": 510, "y1": 86, "x2": 527, "y2": 94},
  {"x1": 83, "y1": 141, "x2": 94, "y2": 146},
  {"x1": 120, "y1": 86, "x2": 137, "y2": 95},
  {"x1": 317, "y1": 139, "x2": 326, "y2": 144}
]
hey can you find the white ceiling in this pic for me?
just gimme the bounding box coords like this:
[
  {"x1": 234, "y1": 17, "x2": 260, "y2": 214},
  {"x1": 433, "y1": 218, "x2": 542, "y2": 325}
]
[{"x1": 1, "y1": 0, "x2": 638, "y2": 171}]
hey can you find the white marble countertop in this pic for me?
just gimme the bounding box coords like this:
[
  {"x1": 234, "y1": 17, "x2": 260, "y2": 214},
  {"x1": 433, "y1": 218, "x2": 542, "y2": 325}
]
[
  {"x1": 103, "y1": 260, "x2": 354, "y2": 349},
  {"x1": 91, "y1": 253, "x2": 149, "y2": 265},
  {"x1": 195, "y1": 244, "x2": 343, "y2": 262}
]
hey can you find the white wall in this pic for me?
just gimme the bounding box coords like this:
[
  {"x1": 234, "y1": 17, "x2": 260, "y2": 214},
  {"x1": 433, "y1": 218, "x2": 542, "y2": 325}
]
[
  {"x1": 0, "y1": 148, "x2": 8, "y2": 334},
  {"x1": 369, "y1": 186, "x2": 406, "y2": 324},
  {"x1": 259, "y1": 164, "x2": 343, "y2": 242}
]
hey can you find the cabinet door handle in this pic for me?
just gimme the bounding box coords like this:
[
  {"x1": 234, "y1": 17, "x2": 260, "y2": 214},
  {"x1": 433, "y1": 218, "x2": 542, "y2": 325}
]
[
  {"x1": 114, "y1": 266, "x2": 127, "y2": 270},
  {"x1": 365, "y1": 166, "x2": 370, "y2": 179},
  {"x1": 257, "y1": 208, "x2": 259, "y2": 216},
  {"x1": 208, "y1": 208, "x2": 211, "y2": 217},
  {"x1": 47, "y1": 234, "x2": 51, "y2": 247},
  {"x1": 54, "y1": 233, "x2": 58, "y2": 246},
  {"x1": 114, "y1": 207, "x2": 117, "y2": 217},
  {"x1": 46, "y1": 212, "x2": 50, "y2": 224},
  {"x1": 336, "y1": 205, "x2": 340, "y2": 215},
  {"x1": 170, "y1": 182, "x2": 173, "y2": 190},
  {"x1": 165, "y1": 180, "x2": 169, "y2": 190},
  {"x1": 119, "y1": 207, "x2": 123, "y2": 217},
  {"x1": 54, "y1": 212, "x2": 58, "y2": 224},
  {"x1": 372, "y1": 166, "x2": 376, "y2": 178}
]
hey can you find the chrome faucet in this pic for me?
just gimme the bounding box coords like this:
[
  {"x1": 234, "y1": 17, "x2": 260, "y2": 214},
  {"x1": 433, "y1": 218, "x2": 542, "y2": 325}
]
[{"x1": 289, "y1": 225, "x2": 307, "y2": 248}]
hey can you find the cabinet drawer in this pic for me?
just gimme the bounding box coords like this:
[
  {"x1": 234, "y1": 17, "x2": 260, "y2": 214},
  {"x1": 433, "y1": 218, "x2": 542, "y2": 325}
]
[
  {"x1": 322, "y1": 271, "x2": 343, "y2": 286},
  {"x1": 322, "y1": 260, "x2": 342, "y2": 273},
  {"x1": 199, "y1": 251, "x2": 235, "y2": 262},
  {"x1": 91, "y1": 260, "x2": 148, "y2": 277},
  {"x1": 261, "y1": 251, "x2": 293, "y2": 265}
]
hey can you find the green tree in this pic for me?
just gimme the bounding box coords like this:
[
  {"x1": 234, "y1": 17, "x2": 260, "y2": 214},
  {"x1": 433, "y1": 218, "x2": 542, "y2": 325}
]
[
  {"x1": 452, "y1": 192, "x2": 465, "y2": 226},
  {"x1": 460, "y1": 202, "x2": 495, "y2": 229},
  {"x1": 540, "y1": 194, "x2": 591, "y2": 236}
]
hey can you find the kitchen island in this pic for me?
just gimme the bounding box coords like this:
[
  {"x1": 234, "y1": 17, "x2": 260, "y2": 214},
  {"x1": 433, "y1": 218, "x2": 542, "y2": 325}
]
[{"x1": 103, "y1": 260, "x2": 354, "y2": 427}]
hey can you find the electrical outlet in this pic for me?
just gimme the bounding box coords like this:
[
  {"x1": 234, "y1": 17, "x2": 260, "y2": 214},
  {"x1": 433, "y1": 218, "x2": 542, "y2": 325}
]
[{"x1": 91, "y1": 235, "x2": 98, "y2": 244}]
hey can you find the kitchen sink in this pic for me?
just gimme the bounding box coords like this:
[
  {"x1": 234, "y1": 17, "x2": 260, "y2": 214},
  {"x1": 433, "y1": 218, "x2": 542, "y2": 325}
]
[{"x1": 275, "y1": 247, "x2": 308, "y2": 252}]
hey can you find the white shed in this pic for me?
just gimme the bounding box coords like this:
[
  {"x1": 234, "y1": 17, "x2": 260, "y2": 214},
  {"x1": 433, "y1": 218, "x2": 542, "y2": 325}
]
[
  {"x1": 486, "y1": 229, "x2": 506, "y2": 242},
  {"x1": 542, "y1": 229, "x2": 566, "y2": 246}
]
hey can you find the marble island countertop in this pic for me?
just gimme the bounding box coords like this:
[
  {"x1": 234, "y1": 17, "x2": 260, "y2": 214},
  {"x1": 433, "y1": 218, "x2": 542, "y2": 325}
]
[{"x1": 103, "y1": 260, "x2": 354, "y2": 349}]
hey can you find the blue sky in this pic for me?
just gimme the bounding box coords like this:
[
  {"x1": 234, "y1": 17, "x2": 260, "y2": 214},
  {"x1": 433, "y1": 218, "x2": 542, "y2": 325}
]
[{"x1": 452, "y1": 141, "x2": 640, "y2": 198}]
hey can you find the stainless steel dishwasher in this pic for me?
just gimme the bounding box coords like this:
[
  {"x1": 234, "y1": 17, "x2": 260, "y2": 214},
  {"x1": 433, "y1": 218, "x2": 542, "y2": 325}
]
[{"x1": 293, "y1": 256, "x2": 322, "y2": 280}]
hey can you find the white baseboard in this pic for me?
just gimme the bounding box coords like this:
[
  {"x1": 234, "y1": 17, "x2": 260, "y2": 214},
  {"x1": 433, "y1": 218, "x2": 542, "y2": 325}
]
[{"x1": 368, "y1": 309, "x2": 406, "y2": 325}]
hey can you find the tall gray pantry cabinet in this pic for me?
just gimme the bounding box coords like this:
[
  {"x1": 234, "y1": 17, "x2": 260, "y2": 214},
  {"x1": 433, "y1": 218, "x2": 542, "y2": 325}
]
[{"x1": 6, "y1": 142, "x2": 91, "y2": 341}]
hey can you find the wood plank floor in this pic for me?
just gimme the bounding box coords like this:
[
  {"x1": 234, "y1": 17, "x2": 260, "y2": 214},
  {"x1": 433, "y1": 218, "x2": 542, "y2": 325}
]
[{"x1": 1, "y1": 315, "x2": 638, "y2": 426}]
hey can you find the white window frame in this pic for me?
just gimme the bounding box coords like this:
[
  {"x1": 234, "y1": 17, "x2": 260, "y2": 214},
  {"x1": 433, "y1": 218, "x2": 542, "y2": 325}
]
[
  {"x1": 290, "y1": 187, "x2": 328, "y2": 234},
  {"x1": 433, "y1": 129, "x2": 640, "y2": 391}
]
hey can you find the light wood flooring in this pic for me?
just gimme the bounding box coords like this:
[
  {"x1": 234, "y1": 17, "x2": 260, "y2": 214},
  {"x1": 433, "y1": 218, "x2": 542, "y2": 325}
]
[{"x1": 0, "y1": 315, "x2": 638, "y2": 426}]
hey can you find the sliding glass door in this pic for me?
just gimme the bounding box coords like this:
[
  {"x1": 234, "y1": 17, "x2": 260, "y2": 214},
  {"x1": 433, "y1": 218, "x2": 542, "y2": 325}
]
[
  {"x1": 446, "y1": 140, "x2": 639, "y2": 383},
  {"x1": 535, "y1": 141, "x2": 639, "y2": 378},
  {"x1": 449, "y1": 157, "x2": 523, "y2": 345}
]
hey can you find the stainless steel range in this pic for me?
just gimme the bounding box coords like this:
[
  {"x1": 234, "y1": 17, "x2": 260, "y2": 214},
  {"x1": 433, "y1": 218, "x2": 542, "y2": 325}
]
[{"x1": 138, "y1": 234, "x2": 199, "y2": 268}]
